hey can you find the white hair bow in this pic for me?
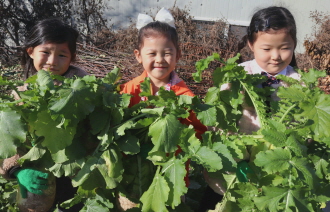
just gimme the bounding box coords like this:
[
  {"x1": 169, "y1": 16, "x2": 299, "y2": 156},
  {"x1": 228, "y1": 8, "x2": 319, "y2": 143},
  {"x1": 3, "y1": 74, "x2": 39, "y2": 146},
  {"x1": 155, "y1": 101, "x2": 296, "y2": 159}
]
[{"x1": 136, "y1": 7, "x2": 176, "y2": 30}]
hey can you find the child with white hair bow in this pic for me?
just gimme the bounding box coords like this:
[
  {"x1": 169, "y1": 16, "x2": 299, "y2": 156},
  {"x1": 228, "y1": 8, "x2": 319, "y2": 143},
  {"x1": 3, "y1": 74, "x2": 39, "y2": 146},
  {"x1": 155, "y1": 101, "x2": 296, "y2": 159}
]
[
  {"x1": 121, "y1": 7, "x2": 206, "y2": 138},
  {"x1": 119, "y1": 7, "x2": 206, "y2": 211}
]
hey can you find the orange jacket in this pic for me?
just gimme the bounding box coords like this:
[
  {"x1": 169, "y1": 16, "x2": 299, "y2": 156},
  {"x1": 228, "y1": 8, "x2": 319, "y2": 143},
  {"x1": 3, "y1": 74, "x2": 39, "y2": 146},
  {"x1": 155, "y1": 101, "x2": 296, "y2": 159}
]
[{"x1": 120, "y1": 70, "x2": 207, "y2": 137}]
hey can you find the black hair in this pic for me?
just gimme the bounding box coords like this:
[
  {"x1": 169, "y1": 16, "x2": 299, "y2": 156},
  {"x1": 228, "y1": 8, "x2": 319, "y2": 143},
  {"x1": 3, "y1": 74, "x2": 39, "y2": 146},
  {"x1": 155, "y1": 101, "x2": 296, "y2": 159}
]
[
  {"x1": 136, "y1": 21, "x2": 179, "y2": 51},
  {"x1": 239, "y1": 6, "x2": 297, "y2": 67},
  {"x1": 21, "y1": 18, "x2": 79, "y2": 79}
]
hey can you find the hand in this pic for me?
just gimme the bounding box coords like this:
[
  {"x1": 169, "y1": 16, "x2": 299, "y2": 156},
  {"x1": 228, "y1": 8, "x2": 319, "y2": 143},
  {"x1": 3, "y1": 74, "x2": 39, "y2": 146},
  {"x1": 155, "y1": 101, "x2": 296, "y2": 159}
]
[
  {"x1": 236, "y1": 161, "x2": 253, "y2": 182},
  {"x1": 13, "y1": 168, "x2": 49, "y2": 198}
]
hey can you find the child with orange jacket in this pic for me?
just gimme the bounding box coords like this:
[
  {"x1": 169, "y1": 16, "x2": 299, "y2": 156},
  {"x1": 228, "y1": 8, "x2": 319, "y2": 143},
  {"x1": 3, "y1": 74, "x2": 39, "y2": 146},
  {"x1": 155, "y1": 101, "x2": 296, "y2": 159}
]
[
  {"x1": 120, "y1": 8, "x2": 206, "y2": 139},
  {"x1": 120, "y1": 8, "x2": 206, "y2": 189}
]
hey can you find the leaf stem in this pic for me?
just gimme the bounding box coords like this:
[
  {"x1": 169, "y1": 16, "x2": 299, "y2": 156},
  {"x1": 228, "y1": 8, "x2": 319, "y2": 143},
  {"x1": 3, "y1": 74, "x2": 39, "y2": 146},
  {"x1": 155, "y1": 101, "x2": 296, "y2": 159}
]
[
  {"x1": 138, "y1": 155, "x2": 142, "y2": 197},
  {"x1": 240, "y1": 81, "x2": 266, "y2": 129},
  {"x1": 279, "y1": 103, "x2": 297, "y2": 123},
  {"x1": 218, "y1": 174, "x2": 237, "y2": 211}
]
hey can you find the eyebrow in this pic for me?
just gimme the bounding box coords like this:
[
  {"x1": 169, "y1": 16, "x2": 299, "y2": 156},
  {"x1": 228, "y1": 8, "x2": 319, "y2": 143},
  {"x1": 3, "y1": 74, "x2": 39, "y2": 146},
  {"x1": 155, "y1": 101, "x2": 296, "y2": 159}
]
[
  {"x1": 260, "y1": 43, "x2": 293, "y2": 47},
  {"x1": 39, "y1": 46, "x2": 70, "y2": 54},
  {"x1": 145, "y1": 48, "x2": 174, "y2": 51}
]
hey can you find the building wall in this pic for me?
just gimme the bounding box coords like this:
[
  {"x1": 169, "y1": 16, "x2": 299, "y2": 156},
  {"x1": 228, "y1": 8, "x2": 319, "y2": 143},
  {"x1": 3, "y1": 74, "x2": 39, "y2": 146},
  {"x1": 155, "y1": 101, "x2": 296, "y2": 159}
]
[{"x1": 104, "y1": 0, "x2": 330, "y2": 53}]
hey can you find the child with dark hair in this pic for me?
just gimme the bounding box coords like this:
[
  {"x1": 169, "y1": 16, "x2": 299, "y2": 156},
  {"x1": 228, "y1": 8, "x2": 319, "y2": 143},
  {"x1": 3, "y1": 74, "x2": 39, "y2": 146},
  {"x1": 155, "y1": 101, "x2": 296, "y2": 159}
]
[
  {"x1": 224, "y1": 6, "x2": 300, "y2": 134},
  {"x1": 119, "y1": 7, "x2": 206, "y2": 210},
  {"x1": 22, "y1": 17, "x2": 87, "y2": 80},
  {"x1": 0, "y1": 18, "x2": 87, "y2": 212},
  {"x1": 201, "y1": 6, "x2": 302, "y2": 211},
  {"x1": 120, "y1": 8, "x2": 206, "y2": 136}
]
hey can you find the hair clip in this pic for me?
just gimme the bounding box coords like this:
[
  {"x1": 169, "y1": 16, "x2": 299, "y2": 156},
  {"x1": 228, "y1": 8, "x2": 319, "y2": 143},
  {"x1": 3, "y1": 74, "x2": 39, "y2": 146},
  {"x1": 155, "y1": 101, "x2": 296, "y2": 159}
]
[
  {"x1": 265, "y1": 18, "x2": 270, "y2": 28},
  {"x1": 254, "y1": 21, "x2": 259, "y2": 33},
  {"x1": 136, "y1": 8, "x2": 175, "y2": 30}
]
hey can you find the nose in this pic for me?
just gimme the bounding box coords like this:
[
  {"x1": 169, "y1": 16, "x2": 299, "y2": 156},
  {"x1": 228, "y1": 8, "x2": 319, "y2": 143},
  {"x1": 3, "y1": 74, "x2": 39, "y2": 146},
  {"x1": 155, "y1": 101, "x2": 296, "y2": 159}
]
[
  {"x1": 46, "y1": 54, "x2": 57, "y2": 65},
  {"x1": 271, "y1": 50, "x2": 281, "y2": 60},
  {"x1": 155, "y1": 54, "x2": 164, "y2": 63}
]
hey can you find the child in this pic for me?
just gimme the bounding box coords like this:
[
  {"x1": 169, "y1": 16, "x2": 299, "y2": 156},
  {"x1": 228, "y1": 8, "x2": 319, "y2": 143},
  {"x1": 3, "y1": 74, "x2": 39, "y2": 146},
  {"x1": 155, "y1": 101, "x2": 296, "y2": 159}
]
[
  {"x1": 201, "y1": 6, "x2": 301, "y2": 210},
  {"x1": 220, "y1": 6, "x2": 301, "y2": 134},
  {"x1": 119, "y1": 7, "x2": 206, "y2": 210},
  {"x1": 120, "y1": 7, "x2": 206, "y2": 136},
  {"x1": 0, "y1": 18, "x2": 87, "y2": 212}
]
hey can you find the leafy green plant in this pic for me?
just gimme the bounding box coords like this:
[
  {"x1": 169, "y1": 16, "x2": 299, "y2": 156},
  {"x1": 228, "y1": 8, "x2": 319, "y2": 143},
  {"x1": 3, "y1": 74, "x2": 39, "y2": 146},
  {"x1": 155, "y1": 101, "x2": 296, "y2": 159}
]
[
  {"x1": 0, "y1": 67, "x2": 222, "y2": 211},
  {"x1": 193, "y1": 53, "x2": 330, "y2": 212},
  {"x1": 0, "y1": 53, "x2": 329, "y2": 212},
  {"x1": 0, "y1": 176, "x2": 18, "y2": 212}
]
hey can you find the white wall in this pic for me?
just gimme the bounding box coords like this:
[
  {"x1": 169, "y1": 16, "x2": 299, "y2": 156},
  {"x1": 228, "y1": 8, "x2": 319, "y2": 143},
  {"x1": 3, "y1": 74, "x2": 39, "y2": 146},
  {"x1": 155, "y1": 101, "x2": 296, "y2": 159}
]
[{"x1": 104, "y1": 0, "x2": 330, "y2": 53}]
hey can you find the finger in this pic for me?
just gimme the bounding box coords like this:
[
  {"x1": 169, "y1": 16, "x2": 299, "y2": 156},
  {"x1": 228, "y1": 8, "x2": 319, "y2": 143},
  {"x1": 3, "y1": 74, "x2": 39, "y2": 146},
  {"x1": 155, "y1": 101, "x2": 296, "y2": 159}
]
[
  {"x1": 29, "y1": 188, "x2": 44, "y2": 195},
  {"x1": 34, "y1": 178, "x2": 49, "y2": 185},
  {"x1": 29, "y1": 183, "x2": 48, "y2": 190},
  {"x1": 19, "y1": 184, "x2": 28, "y2": 199},
  {"x1": 36, "y1": 172, "x2": 49, "y2": 179},
  {"x1": 34, "y1": 184, "x2": 48, "y2": 190}
]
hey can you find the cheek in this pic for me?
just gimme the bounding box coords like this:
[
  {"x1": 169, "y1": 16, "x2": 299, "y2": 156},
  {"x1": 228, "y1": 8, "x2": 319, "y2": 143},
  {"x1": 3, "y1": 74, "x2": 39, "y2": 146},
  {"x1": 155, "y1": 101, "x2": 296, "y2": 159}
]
[{"x1": 255, "y1": 51, "x2": 268, "y2": 61}]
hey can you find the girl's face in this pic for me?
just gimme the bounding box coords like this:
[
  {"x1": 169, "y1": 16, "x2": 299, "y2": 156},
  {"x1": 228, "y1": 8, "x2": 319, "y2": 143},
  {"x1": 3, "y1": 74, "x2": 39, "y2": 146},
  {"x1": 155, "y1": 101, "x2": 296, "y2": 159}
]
[
  {"x1": 27, "y1": 42, "x2": 73, "y2": 76},
  {"x1": 248, "y1": 30, "x2": 295, "y2": 75},
  {"x1": 134, "y1": 35, "x2": 180, "y2": 85}
]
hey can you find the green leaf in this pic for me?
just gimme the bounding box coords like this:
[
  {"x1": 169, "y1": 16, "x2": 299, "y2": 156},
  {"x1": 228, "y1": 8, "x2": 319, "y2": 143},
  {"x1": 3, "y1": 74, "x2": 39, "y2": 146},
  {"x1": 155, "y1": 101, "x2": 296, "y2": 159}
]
[
  {"x1": 298, "y1": 93, "x2": 330, "y2": 140},
  {"x1": 149, "y1": 114, "x2": 182, "y2": 153},
  {"x1": 254, "y1": 148, "x2": 291, "y2": 174},
  {"x1": 254, "y1": 186, "x2": 312, "y2": 212},
  {"x1": 285, "y1": 133, "x2": 307, "y2": 157},
  {"x1": 51, "y1": 149, "x2": 69, "y2": 163},
  {"x1": 29, "y1": 110, "x2": 76, "y2": 154},
  {"x1": 232, "y1": 183, "x2": 258, "y2": 211},
  {"x1": 193, "y1": 53, "x2": 220, "y2": 82},
  {"x1": 204, "y1": 87, "x2": 220, "y2": 104},
  {"x1": 20, "y1": 143, "x2": 46, "y2": 161},
  {"x1": 212, "y1": 142, "x2": 237, "y2": 172},
  {"x1": 194, "y1": 104, "x2": 217, "y2": 126},
  {"x1": 277, "y1": 85, "x2": 306, "y2": 101},
  {"x1": 141, "y1": 168, "x2": 170, "y2": 212},
  {"x1": 80, "y1": 197, "x2": 111, "y2": 212},
  {"x1": 178, "y1": 95, "x2": 193, "y2": 105},
  {"x1": 117, "y1": 132, "x2": 140, "y2": 155},
  {"x1": 102, "y1": 67, "x2": 122, "y2": 84},
  {"x1": 98, "y1": 147, "x2": 124, "y2": 189},
  {"x1": 191, "y1": 146, "x2": 223, "y2": 172},
  {"x1": 311, "y1": 155, "x2": 329, "y2": 178},
  {"x1": 139, "y1": 77, "x2": 152, "y2": 97},
  {"x1": 161, "y1": 158, "x2": 188, "y2": 208},
  {"x1": 298, "y1": 68, "x2": 326, "y2": 87},
  {"x1": 261, "y1": 129, "x2": 286, "y2": 148},
  {"x1": 0, "y1": 109, "x2": 26, "y2": 158},
  {"x1": 290, "y1": 157, "x2": 316, "y2": 189},
  {"x1": 49, "y1": 160, "x2": 80, "y2": 177},
  {"x1": 49, "y1": 79, "x2": 95, "y2": 125},
  {"x1": 36, "y1": 70, "x2": 54, "y2": 96},
  {"x1": 71, "y1": 156, "x2": 97, "y2": 186},
  {"x1": 226, "y1": 53, "x2": 240, "y2": 64}
]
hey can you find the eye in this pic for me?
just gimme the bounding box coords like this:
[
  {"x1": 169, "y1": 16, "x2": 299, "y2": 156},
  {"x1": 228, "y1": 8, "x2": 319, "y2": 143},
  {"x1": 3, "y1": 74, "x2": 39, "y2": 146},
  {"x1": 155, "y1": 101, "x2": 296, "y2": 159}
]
[
  {"x1": 165, "y1": 52, "x2": 172, "y2": 55},
  {"x1": 263, "y1": 49, "x2": 270, "y2": 51},
  {"x1": 59, "y1": 54, "x2": 68, "y2": 58},
  {"x1": 41, "y1": 51, "x2": 49, "y2": 54}
]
